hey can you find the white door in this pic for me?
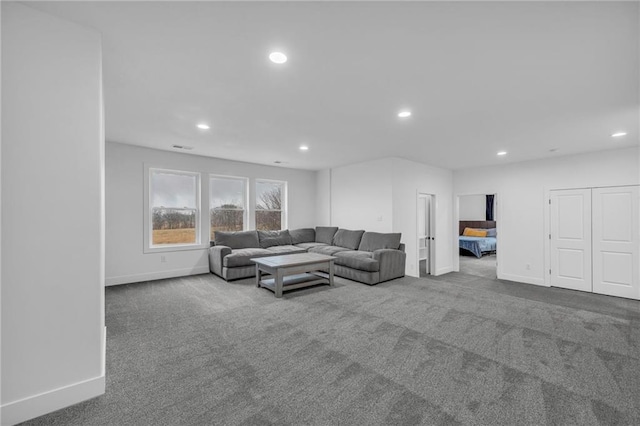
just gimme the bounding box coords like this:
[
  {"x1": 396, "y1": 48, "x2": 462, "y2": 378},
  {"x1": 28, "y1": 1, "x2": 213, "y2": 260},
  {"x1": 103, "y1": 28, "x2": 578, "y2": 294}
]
[
  {"x1": 418, "y1": 194, "x2": 432, "y2": 275},
  {"x1": 592, "y1": 186, "x2": 639, "y2": 299},
  {"x1": 550, "y1": 189, "x2": 592, "y2": 292}
]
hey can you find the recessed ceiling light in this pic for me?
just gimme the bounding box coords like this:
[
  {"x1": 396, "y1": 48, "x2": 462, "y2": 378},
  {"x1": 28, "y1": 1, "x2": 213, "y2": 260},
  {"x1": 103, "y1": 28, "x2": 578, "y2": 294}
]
[
  {"x1": 611, "y1": 132, "x2": 627, "y2": 138},
  {"x1": 196, "y1": 123, "x2": 210, "y2": 130},
  {"x1": 299, "y1": 145, "x2": 309, "y2": 151},
  {"x1": 269, "y1": 52, "x2": 287, "y2": 64},
  {"x1": 398, "y1": 111, "x2": 412, "y2": 118},
  {"x1": 497, "y1": 151, "x2": 507, "y2": 156}
]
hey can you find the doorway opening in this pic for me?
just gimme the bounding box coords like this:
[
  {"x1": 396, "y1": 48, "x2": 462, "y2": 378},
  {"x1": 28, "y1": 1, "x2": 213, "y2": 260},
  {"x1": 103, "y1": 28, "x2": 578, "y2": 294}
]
[
  {"x1": 457, "y1": 194, "x2": 497, "y2": 279},
  {"x1": 417, "y1": 193, "x2": 435, "y2": 277}
]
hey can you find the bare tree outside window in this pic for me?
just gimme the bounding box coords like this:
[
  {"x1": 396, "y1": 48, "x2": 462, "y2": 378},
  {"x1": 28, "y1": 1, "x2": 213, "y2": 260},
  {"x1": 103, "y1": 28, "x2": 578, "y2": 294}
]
[
  {"x1": 210, "y1": 204, "x2": 244, "y2": 236},
  {"x1": 256, "y1": 181, "x2": 285, "y2": 230},
  {"x1": 210, "y1": 177, "x2": 247, "y2": 238},
  {"x1": 152, "y1": 207, "x2": 197, "y2": 244},
  {"x1": 150, "y1": 170, "x2": 199, "y2": 245}
]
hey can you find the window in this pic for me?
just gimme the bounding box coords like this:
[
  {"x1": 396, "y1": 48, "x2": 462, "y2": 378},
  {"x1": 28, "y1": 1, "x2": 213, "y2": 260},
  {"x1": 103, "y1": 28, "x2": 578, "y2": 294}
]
[
  {"x1": 149, "y1": 169, "x2": 200, "y2": 246},
  {"x1": 210, "y1": 176, "x2": 247, "y2": 238},
  {"x1": 255, "y1": 180, "x2": 286, "y2": 230}
]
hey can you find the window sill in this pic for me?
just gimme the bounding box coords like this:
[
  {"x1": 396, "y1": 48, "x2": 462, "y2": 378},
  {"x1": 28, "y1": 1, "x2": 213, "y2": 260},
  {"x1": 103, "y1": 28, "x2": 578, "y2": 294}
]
[{"x1": 144, "y1": 243, "x2": 208, "y2": 254}]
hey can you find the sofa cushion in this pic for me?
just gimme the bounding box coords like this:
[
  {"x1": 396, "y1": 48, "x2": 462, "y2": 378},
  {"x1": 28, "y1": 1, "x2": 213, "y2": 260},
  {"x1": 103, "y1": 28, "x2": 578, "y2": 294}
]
[
  {"x1": 308, "y1": 245, "x2": 350, "y2": 256},
  {"x1": 334, "y1": 251, "x2": 380, "y2": 272},
  {"x1": 315, "y1": 226, "x2": 338, "y2": 245},
  {"x1": 290, "y1": 228, "x2": 316, "y2": 244},
  {"x1": 215, "y1": 230, "x2": 259, "y2": 249},
  {"x1": 258, "y1": 230, "x2": 292, "y2": 248},
  {"x1": 223, "y1": 248, "x2": 275, "y2": 267},
  {"x1": 358, "y1": 232, "x2": 401, "y2": 252},
  {"x1": 334, "y1": 229, "x2": 365, "y2": 250},
  {"x1": 265, "y1": 245, "x2": 306, "y2": 255},
  {"x1": 294, "y1": 242, "x2": 328, "y2": 250}
]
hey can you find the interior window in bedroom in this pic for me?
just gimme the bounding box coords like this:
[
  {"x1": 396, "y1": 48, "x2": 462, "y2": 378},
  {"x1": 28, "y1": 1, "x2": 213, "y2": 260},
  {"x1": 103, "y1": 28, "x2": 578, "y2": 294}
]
[
  {"x1": 149, "y1": 168, "x2": 200, "y2": 246},
  {"x1": 210, "y1": 175, "x2": 248, "y2": 238},
  {"x1": 255, "y1": 180, "x2": 287, "y2": 231}
]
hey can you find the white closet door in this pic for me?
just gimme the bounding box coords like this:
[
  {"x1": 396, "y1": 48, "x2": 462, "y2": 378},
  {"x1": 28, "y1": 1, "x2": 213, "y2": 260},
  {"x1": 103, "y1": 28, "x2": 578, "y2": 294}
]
[
  {"x1": 592, "y1": 186, "x2": 639, "y2": 300},
  {"x1": 550, "y1": 189, "x2": 592, "y2": 292}
]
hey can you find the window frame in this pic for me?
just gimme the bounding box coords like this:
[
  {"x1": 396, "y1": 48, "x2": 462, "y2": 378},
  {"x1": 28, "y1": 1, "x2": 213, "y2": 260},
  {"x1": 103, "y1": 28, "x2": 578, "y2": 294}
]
[
  {"x1": 254, "y1": 178, "x2": 288, "y2": 231},
  {"x1": 144, "y1": 166, "x2": 205, "y2": 253},
  {"x1": 209, "y1": 174, "x2": 249, "y2": 237}
]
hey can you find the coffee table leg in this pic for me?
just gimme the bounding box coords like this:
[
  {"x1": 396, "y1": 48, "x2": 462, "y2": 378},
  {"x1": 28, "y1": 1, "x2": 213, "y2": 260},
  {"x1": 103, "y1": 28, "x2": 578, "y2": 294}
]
[
  {"x1": 329, "y1": 260, "x2": 335, "y2": 286},
  {"x1": 255, "y1": 265, "x2": 261, "y2": 288},
  {"x1": 275, "y1": 269, "x2": 284, "y2": 298}
]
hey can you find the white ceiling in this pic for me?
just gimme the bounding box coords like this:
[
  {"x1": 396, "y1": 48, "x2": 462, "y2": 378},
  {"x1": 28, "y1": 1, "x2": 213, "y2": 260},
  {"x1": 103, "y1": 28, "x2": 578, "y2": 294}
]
[{"x1": 30, "y1": 1, "x2": 639, "y2": 171}]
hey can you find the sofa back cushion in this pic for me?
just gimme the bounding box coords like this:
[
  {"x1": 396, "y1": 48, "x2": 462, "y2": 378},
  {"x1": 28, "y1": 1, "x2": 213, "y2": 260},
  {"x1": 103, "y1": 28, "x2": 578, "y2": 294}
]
[
  {"x1": 333, "y1": 229, "x2": 365, "y2": 250},
  {"x1": 214, "y1": 230, "x2": 259, "y2": 249},
  {"x1": 258, "y1": 230, "x2": 292, "y2": 248},
  {"x1": 315, "y1": 226, "x2": 338, "y2": 245},
  {"x1": 358, "y1": 232, "x2": 402, "y2": 252},
  {"x1": 290, "y1": 228, "x2": 315, "y2": 244}
]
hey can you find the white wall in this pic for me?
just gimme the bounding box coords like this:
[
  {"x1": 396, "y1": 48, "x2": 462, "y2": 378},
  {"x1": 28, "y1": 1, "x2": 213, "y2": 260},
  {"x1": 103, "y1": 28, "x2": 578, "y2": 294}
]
[
  {"x1": 330, "y1": 158, "x2": 394, "y2": 232},
  {"x1": 328, "y1": 157, "x2": 454, "y2": 277},
  {"x1": 315, "y1": 169, "x2": 331, "y2": 226},
  {"x1": 454, "y1": 147, "x2": 639, "y2": 286},
  {"x1": 106, "y1": 142, "x2": 317, "y2": 285},
  {"x1": 0, "y1": 1, "x2": 4, "y2": 417},
  {"x1": 1, "y1": 3, "x2": 105, "y2": 424},
  {"x1": 391, "y1": 158, "x2": 454, "y2": 276},
  {"x1": 458, "y1": 194, "x2": 486, "y2": 221}
]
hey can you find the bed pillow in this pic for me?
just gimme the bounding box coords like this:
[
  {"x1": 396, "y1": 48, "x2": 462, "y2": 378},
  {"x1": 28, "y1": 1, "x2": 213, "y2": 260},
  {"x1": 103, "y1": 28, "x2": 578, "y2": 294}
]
[
  {"x1": 486, "y1": 228, "x2": 497, "y2": 237},
  {"x1": 463, "y1": 228, "x2": 488, "y2": 238}
]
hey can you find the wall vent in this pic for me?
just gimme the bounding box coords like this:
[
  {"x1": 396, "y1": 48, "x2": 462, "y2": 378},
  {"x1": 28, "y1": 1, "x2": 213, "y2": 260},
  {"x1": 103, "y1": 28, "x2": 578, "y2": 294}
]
[{"x1": 172, "y1": 145, "x2": 194, "y2": 151}]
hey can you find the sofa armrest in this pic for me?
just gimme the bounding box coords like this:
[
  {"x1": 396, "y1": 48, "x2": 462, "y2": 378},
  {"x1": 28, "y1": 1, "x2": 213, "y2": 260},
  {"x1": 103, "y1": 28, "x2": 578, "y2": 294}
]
[
  {"x1": 209, "y1": 245, "x2": 232, "y2": 276},
  {"x1": 373, "y1": 249, "x2": 406, "y2": 282}
]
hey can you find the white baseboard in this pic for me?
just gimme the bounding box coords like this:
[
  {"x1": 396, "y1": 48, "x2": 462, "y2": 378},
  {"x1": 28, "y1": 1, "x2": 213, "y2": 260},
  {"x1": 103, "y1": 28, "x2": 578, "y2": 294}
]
[
  {"x1": 499, "y1": 273, "x2": 547, "y2": 287},
  {"x1": 1, "y1": 375, "x2": 105, "y2": 426},
  {"x1": 105, "y1": 266, "x2": 210, "y2": 286},
  {"x1": 435, "y1": 266, "x2": 453, "y2": 276}
]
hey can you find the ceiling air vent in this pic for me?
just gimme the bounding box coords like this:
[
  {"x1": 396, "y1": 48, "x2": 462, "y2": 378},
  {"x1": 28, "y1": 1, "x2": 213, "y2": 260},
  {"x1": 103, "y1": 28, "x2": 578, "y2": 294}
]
[{"x1": 172, "y1": 145, "x2": 194, "y2": 151}]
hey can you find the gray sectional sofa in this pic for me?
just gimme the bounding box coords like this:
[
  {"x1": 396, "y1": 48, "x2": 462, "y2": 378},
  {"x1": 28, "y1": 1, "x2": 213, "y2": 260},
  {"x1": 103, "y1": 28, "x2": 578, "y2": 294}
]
[{"x1": 208, "y1": 226, "x2": 406, "y2": 285}]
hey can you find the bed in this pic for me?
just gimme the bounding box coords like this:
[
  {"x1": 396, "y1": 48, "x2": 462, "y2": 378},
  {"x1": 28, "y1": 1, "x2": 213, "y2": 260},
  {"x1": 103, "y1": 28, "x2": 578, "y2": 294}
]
[{"x1": 459, "y1": 220, "x2": 497, "y2": 258}]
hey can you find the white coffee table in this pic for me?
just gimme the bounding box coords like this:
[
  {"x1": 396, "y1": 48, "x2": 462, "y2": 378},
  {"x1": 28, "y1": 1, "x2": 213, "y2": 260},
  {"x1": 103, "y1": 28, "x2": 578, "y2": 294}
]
[{"x1": 252, "y1": 252, "x2": 336, "y2": 298}]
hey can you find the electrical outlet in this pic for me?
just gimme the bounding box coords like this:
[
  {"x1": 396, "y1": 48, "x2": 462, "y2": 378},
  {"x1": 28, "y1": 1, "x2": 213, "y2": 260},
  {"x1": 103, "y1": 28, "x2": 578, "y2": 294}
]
[
  {"x1": 161, "y1": 255, "x2": 166, "y2": 263},
  {"x1": 377, "y1": 216, "x2": 383, "y2": 221},
  {"x1": 525, "y1": 263, "x2": 530, "y2": 270}
]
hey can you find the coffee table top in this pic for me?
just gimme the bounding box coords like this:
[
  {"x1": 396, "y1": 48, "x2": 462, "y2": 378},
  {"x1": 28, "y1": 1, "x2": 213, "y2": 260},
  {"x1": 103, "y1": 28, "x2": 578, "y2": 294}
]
[{"x1": 251, "y1": 252, "x2": 336, "y2": 267}]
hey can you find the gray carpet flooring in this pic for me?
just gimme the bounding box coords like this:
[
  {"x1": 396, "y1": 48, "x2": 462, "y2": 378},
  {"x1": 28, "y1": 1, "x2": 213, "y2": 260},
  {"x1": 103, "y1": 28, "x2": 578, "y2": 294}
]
[
  {"x1": 459, "y1": 254, "x2": 497, "y2": 279},
  {"x1": 21, "y1": 272, "x2": 640, "y2": 425}
]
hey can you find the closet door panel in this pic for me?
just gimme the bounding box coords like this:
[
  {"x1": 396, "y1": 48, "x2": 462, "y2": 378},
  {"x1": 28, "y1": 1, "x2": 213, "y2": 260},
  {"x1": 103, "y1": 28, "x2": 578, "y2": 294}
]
[
  {"x1": 550, "y1": 189, "x2": 592, "y2": 292},
  {"x1": 592, "y1": 186, "x2": 639, "y2": 300}
]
